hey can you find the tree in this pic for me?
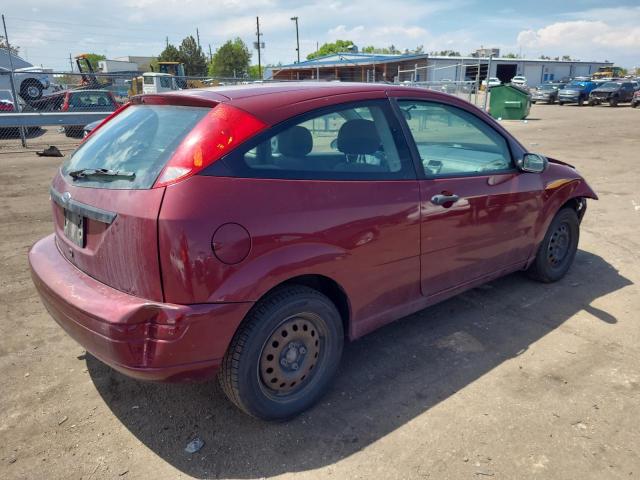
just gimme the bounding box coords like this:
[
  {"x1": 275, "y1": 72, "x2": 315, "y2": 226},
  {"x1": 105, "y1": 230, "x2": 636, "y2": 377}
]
[
  {"x1": 307, "y1": 40, "x2": 356, "y2": 59},
  {"x1": 83, "y1": 53, "x2": 106, "y2": 70},
  {"x1": 503, "y1": 52, "x2": 520, "y2": 59},
  {"x1": 561, "y1": 55, "x2": 572, "y2": 61},
  {"x1": 248, "y1": 64, "x2": 264, "y2": 79},
  {"x1": 0, "y1": 35, "x2": 19, "y2": 55},
  {"x1": 209, "y1": 38, "x2": 251, "y2": 78},
  {"x1": 157, "y1": 44, "x2": 181, "y2": 63},
  {"x1": 539, "y1": 55, "x2": 551, "y2": 60},
  {"x1": 179, "y1": 35, "x2": 207, "y2": 76}
]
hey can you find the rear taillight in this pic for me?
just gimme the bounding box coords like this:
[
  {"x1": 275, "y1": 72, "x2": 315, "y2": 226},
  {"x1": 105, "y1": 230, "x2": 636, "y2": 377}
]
[
  {"x1": 61, "y1": 94, "x2": 70, "y2": 111},
  {"x1": 153, "y1": 103, "x2": 266, "y2": 188}
]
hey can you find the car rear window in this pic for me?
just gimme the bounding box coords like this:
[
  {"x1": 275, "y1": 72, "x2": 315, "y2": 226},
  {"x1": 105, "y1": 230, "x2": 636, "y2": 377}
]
[
  {"x1": 69, "y1": 92, "x2": 115, "y2": 107},
  {"x1": 61, "y1": 105, "x2": 210, "y2": 189}
]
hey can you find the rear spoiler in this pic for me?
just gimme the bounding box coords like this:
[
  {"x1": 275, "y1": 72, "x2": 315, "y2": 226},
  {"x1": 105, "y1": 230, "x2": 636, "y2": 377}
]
[{"x1": 131, "y1": 91, "x2": 227, "y2": 108}]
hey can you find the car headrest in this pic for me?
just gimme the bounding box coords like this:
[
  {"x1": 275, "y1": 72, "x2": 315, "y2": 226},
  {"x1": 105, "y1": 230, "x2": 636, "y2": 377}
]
[
  {"x1": 337, "y1": 119, "x2": 380, "y2": 155},
  {"x1": 278, "y1": 126, "x2": 313, "y2": 157}
]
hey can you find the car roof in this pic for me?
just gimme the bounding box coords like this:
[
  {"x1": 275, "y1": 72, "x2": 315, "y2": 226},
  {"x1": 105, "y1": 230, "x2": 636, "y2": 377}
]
[
  {"x1": 173, "y1": 81, "x2": 393, "y2": 100},
  {"x1": 139, "y1": 81, "x2": 511, "y2": 130},
  {"x1": 153, "y1": 82, "x2": 449, "y2": 124}
]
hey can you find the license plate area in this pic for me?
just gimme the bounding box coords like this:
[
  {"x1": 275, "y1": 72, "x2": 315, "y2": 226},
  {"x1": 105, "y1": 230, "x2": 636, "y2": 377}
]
[{"x1": 63, "y1": 209, "x2": 86, "y2": 247}]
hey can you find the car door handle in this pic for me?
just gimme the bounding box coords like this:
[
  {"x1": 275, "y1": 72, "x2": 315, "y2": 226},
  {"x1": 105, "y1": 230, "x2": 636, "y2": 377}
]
[{"x1": 431, "y1": 194, "x2": 460, "y2": 206}]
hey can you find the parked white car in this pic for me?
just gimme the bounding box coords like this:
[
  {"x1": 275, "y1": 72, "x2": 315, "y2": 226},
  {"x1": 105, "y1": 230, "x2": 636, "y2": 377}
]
[
  {"x1": 481, "y1": 77, "x2": 501, "y2": 88},
  {"x1": 0, "y1": 66, "x2": 53, "y2": 102},
  {"x1": 511, "y1": 76, "x2": 528, "y2": 87}
]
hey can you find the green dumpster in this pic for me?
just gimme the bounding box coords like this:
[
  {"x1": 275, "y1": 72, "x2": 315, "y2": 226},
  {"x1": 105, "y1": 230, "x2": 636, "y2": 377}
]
[{"x1": 489, "y1": 84, "x2": 531, "y2": 120}]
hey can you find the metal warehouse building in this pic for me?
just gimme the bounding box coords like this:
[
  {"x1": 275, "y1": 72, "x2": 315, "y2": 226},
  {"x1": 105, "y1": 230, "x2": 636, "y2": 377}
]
[{"x1": 271, "y1": 52, "x2": 613, "y2": 87}]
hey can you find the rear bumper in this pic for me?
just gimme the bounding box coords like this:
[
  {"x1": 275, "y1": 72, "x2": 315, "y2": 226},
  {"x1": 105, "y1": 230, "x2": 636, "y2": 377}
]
[{"x1": 29, "y1": 234, "x2": 253, "y2": 382}]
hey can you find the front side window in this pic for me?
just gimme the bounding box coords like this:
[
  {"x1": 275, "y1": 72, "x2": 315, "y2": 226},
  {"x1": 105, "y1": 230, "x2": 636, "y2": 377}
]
[
  {"x1": 220, "y1": 101, "x2": 414, "y2": 180},
  {"x1": 397, "y1": 100, "x2": 513, "y2": 177}
]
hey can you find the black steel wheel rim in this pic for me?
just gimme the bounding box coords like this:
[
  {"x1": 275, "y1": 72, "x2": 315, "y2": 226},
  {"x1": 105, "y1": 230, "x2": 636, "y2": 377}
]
[
  {"x1": 258, "y1": 313, "x2": 322, "y2": 396},
  {"x1": 548, "y1": 222, "x2": 571, "y2": 267}
]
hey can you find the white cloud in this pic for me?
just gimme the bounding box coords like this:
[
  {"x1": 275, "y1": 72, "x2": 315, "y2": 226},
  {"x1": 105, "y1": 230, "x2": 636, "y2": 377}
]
[{"x1": 516, "y1": 7, "x2": 640, "y2": 63}]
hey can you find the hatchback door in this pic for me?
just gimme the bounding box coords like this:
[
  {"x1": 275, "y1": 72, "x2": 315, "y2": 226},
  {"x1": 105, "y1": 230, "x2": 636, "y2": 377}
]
[
  {"x1": 395, "y1": 99, "x2": 542, "y2": 298},
  {"x1": 51, "y1": 101, "x2": 216, "y2": 301}
]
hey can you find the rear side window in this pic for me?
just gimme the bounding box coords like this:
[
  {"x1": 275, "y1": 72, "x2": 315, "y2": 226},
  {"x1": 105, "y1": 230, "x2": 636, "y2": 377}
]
[
  {"x1": 214, "y1": 101, "x2": 415, "y2": 180},
  {"x1": 62, "y1": 105, "x2": 209, "y2": 189}
]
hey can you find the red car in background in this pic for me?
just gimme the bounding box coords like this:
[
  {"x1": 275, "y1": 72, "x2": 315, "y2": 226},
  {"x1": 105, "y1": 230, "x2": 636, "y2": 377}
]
[
  {"x1": 29, "y1": 89, "x2": 120, "y2": 137},
  {"x1": 29, "y1": 83, "x2": 597, "y2": 420}
]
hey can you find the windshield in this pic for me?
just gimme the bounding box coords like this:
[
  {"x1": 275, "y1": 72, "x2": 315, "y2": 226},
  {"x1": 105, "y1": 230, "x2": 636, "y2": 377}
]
[
  {"x1": 599, "y1": 82, "x2": 621, "y2": 89},
  {"x1": 565, "y1": 83, "x2": 585, "y2": 90},
  {"x1": 538, "y1": 84, "x2": 555, "y2": 90},
  {"x1": 61, "y1": 105, "x2": 210, "y2": 189}
]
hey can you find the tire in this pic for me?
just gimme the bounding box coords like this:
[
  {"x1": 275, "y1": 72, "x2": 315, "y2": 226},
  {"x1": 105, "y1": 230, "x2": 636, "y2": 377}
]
[
  {"x1": 632, "y1": 102, "x2": 639, "y2": 109},
  {"x1": 609, "y1": 97, "x2": 618, "y2": 107},
  {"x1": 219, "y1": 285, "x2": 344, "y2": 420},
  {"x1": 558, "y1": 101, "x2": 564, "y2": 106},
  {"x1": 527, "y1": 208, "x2": 580, "y2": 283},
  {"x1": 577, "y1": 97, "x2": 584, "y2": 107},
  {"x1": 20, "y1": 80, "x2": 43, "y2": 102},
  {"x1": 531, "y1": 100, "x2": 536, "y2": 104},
  {"x1": 64, "y1": 127, "x2": 83, "y2": 138}
]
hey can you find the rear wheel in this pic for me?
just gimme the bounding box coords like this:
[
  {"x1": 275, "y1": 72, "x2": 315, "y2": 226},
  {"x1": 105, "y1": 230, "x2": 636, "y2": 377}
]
[
  {"x1": 558, "y1": 101, "x2": 564, "y2": 106},
  {"x1": 20, "y1": 80, "x2": 43, "y2": 102},
  {"x1": 527, "y1": 208, "x2": 579, "y2": 283},
  {"x1": 219, "y1": 285, "x2": 343, "y2": 420}
]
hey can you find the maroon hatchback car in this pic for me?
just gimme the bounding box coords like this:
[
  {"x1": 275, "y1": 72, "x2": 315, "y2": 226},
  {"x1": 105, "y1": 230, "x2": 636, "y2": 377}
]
[{"x1": 29, "y1": 83, "x2": 596, "y2": 419}]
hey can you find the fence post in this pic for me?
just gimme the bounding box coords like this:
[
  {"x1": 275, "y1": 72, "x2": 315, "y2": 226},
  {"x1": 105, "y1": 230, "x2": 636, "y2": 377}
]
[
  {"x1": 2, "y1": 15, "x2": 26, "y2": 148},
  {"x1": 483, "y1": 55, "x2": 493, "y2": 112}
]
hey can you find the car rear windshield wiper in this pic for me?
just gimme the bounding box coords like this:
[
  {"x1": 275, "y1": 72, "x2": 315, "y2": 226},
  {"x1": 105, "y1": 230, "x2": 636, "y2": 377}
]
[{"x1": 68, "y1": 168, "x2": 136, "y2": 181}]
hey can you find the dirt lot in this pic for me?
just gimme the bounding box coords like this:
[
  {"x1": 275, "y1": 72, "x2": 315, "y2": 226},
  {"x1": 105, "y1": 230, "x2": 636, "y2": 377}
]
[{"x1": 1, "y1": 103, "x2": 639, "y2": 480}]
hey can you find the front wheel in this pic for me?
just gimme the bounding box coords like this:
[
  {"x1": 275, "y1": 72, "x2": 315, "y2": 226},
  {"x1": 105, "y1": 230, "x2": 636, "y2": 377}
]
[
  {"x1": 558, "y1": 101, "x2": 564, "y2": 106},
  {"x1": 527, "y1": 208, "x2": 580, "y2": 283},
  {"x1": 219, "y1": 285, "x2": 344, "y2": 420},
  {"x1": 577, "y1": 97, "x2": 584, "y2": 106},
  {"x1": 609, "y1": 97, "x2": 618, "y2": 107}
]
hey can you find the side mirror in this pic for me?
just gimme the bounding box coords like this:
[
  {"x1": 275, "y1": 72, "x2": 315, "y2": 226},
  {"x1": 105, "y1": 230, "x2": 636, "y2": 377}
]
[{"x1": 516, "y1": 153, "x2": 548, "y2": 173}]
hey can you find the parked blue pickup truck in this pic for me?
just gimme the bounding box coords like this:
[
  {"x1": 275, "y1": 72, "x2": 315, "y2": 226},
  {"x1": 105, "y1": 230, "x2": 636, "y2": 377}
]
[{"x1": 558, "y1": 80, "x2": 601, "y2": 106}]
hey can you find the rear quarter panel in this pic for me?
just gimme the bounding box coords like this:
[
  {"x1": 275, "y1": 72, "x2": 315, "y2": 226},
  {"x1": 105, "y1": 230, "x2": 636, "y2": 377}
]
[{"x1": 158, "y1": 175, "x2": 421, "y2": 334}]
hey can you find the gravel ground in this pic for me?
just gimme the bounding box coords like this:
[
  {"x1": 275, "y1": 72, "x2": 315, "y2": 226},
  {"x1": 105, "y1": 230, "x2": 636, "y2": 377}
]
[{"x1": 1, "y1": 103, "x2": 639, "y2": 480}]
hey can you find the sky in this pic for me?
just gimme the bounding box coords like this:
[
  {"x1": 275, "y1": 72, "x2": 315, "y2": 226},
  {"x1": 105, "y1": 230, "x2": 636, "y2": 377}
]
[{"x1": 2, "y1": 0, "x2": 639, "y2": 71}]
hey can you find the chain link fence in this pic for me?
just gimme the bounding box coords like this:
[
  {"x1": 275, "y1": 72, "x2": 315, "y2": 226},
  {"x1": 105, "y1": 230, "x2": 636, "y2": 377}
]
[
  {"x1": 0, "y1": 68, "x2": 491, "y2": 153},
  {"x1": 0, "y1": 70, "x2": 250, "y2": 152}
]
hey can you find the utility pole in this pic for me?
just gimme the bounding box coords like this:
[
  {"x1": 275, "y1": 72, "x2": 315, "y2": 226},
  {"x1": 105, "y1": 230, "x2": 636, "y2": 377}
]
[
  {"x1": 69, "y1": 53, "x2": 74, "y2": 72},
  {"x1": 196, "y1": 28, "x2": 200, "y2": 48},
  {"x1": 166, "y1": 36, "x2": 169, "y2": 47},
  {"x1": 255, "y1": 16, "x2": 263, "y2": 80},
  {"x1": 290, "y1": 16, "x2": 300, "y2": 63},
  {"x1": 2, "y1": 14, "x2": 26, "y2": 147},
  {"x1": 208, "y1": 43, "x2": 213, "y2": 63}
]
